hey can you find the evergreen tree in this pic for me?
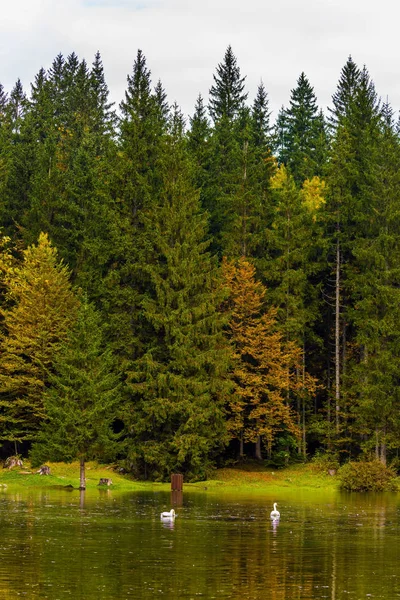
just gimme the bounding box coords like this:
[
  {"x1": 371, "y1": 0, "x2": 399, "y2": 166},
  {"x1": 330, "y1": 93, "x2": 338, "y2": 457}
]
[
  {"x1": 251, "y1": 81, "x2": 272, "y2": 150},
  {"x1": 208, "y1": 45, "x2": 247, "y2": 122},
  {"x1": 23, "y1": 52, "x2": 117, "y2": 297},
  {"x1": 276, "y1": 73, "x2": 327, "y2": 184},
  {"x1": 187, "y1": 94, "x2": 210, "y2": 161},
  {"x1": 124, "y1": 129, "x2": 231, "y2": 480},
  {"x1": 0, "y1": 233, "x2": 78, "y2": 445},
  {"x1": 105, "y1": 49, "x2": 167, "y2": 359},
  {"x1": 328, "y1": 55, "x2": 361, "y2": 129},
  {"x1": 324, "y1": 62, "x2": 381, "y2": 448},
  {"x1": 30, "y1": 301, "x2": 122, "y2": 489},
  {"x1": 345, "y1": 104, "x2": 400, "y2": 463},
  {"x1": 154, "y1": 78, "x2": 170, "y2": 130},
  {"x1": 0, "y1": 79, "x2": 30, "y2": 236}
]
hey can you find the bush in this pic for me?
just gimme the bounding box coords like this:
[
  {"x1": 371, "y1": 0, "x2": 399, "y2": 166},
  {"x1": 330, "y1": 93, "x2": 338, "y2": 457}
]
[
  {"x1": 338, "y1": 460, "x2": 398, "y2": 492},
  {"x1": 311, "y1": 450, "x2": 340, "y2": 473}
]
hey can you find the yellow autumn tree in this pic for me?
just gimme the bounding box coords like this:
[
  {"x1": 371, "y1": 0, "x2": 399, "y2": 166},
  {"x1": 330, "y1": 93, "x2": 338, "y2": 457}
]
[
  {"x1": 223, "y1": 256, "x2": 315, "y2": 460},
  {"x1": 0, "y1": 233, "x2": 79, "y2": 448}
]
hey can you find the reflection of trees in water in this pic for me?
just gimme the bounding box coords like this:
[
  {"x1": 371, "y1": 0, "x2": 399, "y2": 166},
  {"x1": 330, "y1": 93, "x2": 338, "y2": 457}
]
[{"x1": 0, "y1": 493, "x2": 398, "y2": 599}]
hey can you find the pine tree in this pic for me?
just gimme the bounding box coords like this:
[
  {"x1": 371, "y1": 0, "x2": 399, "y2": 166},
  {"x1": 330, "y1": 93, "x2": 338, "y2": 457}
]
[
  {"x1": 30, "y1": 301, "x2": 122, "y2": 489},
  {"x1": 208, "y1": 45, "x2": 247, "y2": 122},
  {"x1": 23, "y1": 52, "x2": 117, "y2": 297},
  {"x1": 324, "y1": 62, "x2": 381, "y2": 447},
  {"x1": 276, "y1": 73, "x2": 327, "y2": 184},
  {"x1": 154, "y1": 78, "x2": 170, "y2": 130},
  {"x1": 328, "y1": 55, "x2": 361, "y2": 129},
  {"x1": 345, "y1": 104, "x2": 400, "y2": 463},
  {"x1": 251, "y1": 82, "x2": 272, "y2": 150},
  {"x1": 124, "y1": 128, "x2": 231, "y2": 480},
  {"x1": 104, "y1": 49, "x2": 167, "y2": 359},
  {"x1": 0, "y1": 79, "x2": 30, "y2": 236},
  {"x1": 0, "y1": 233, "x2": 78, "y2": 445}
]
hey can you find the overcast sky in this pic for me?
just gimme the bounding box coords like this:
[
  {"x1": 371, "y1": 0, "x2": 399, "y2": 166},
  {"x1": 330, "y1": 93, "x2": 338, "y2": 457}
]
[{"x1": 1, "y1": 0, "x2": 399, "y2": 122}]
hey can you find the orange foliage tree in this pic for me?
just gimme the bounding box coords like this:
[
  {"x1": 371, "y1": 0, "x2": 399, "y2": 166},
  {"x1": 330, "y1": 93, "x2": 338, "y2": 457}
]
[{"x1": 222, "y1": 256, "x2": 316, "y2": 459}]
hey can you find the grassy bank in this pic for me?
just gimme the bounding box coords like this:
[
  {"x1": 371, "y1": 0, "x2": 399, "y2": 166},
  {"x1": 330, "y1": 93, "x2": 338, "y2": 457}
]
[{"x1": 0, "y1": 460, "x2": 339, "y2": 493}]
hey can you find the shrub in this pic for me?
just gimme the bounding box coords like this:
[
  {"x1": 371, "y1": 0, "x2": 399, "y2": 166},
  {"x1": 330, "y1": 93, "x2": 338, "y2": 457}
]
[
  {"x1": 338, "y1": 460, "x2": 398, "y2": 492},
  {"x1": 311, "y1": 450, "x2": 340, "y2": 473}
]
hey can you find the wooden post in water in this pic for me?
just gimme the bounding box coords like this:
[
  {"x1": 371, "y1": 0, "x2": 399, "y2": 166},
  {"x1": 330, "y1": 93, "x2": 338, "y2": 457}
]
[{"x1": 171, "y1": 473, "x2": 183, "y2": 491}]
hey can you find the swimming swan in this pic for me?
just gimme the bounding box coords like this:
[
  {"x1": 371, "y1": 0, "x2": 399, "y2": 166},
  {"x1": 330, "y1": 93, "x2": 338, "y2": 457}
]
[
  {"x1": 270, "y1": 503, "x2": 280, "y2": 519},
  {"x1": 160, "y1": 509, "x2": 176, "y2": 520}
]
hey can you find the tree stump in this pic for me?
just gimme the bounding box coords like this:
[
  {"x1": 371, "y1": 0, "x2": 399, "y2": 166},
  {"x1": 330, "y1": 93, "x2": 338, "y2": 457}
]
[
  {"x1": 37, "y1": 465, "x2": 51, "y2": 475},
  {"x1": 98, "y1": 478, "x2": 113, "y2": 486},
  {"x1": 171, "y1": 474, "x2": 183, "y2": 491}
]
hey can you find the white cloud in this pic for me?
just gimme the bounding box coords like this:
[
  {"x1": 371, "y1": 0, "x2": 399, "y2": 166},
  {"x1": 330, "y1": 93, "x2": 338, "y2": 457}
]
[{"x1": 0, "y1": 0, "x2": 399, "y2": 119}]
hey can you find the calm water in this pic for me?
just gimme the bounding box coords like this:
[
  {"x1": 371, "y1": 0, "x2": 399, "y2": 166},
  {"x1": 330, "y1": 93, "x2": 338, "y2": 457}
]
[{"x1": 0, "y1": 486, "x2": 399, "y2": 599}]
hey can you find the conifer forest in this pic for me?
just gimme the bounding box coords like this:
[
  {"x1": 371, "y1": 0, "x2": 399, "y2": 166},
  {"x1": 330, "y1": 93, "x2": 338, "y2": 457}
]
[{"x1": 0, "y1": 46, "x2": 399, "y2": 480}]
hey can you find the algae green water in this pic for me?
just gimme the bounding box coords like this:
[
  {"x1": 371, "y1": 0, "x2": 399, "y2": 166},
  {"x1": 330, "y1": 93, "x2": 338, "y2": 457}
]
[{"x1": 0, "y1": 487, "x2": 399, "y2": 599}]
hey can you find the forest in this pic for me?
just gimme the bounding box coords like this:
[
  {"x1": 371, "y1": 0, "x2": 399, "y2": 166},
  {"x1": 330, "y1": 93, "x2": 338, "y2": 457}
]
[{"x1": 0, "y1": 45, "x2": 398, "y2": 481}]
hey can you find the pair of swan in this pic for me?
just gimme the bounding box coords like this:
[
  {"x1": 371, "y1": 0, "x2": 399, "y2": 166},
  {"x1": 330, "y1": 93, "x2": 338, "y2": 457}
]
[
  {"x1": 160, "y1": 504, "x2": 280, "y2": 521},
  {"x1": 270, "y1": 502, "x2": 280, "y2": 520}
]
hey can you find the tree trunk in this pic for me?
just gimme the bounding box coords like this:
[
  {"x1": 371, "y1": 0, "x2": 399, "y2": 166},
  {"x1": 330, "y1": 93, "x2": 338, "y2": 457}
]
[
  {"x1": 239, "y1": 431, "x2": 244, "y2": 458},
  {"x1": 335, "y1": 238, "x2": 340, "y2": 434},
  {"x1": 380, "y1": 426, "x2": 387, "y2": 466},
  {"x1": 302, "y1": 344, "x2": 306, "y2": 459},
  {"x1": 79, "y1": 457, "x2": 86, "y2": 490},
  {"x1": 255, "y1": 436, "x2": 262, "y2": 460}
]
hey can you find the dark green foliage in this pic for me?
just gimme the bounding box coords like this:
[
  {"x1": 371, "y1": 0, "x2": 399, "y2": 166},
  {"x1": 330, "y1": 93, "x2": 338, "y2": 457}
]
[
  {"x1": 276, "y1": 73, "x2": 328, "y2": 183},
  {"x1": 208, "y1": 46, "x2": 247, "y2": 122},
  {"x1": 30, "y1": 301, "x2": 122, "y2": 468},
  {"x1": 251, "y1": 82, "x2": 272, "y2": 150},
  {"x1": 2, "y1": 49, "x2": 400, "y2": 473},
  {"x1": 345, "y1": 103, "x2": 400, "y2": 459},
  {"x1": 15, "y1": 52, "x2": 117, "y2": 303},
  {"x1": 338, "y1": 460, "x2": 398, "y2": 492},
  {"x1": 328, "y1": 55, "x2": 361, "y2": 129},
  {"x1": 124, "y1": 128, "x2": 231, "y2": 481},
  {"x1": 104, "y1": 49, "x2": 168, "y2": 360}
]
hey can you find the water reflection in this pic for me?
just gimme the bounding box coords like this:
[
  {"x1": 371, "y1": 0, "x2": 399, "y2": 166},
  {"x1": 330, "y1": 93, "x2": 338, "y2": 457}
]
[
  {"x1": 0, "y1": 489, "x2": 399, "y2": 599},
  {"x1": 271, "y1": 517, "x2": 280, "y2": 534}
]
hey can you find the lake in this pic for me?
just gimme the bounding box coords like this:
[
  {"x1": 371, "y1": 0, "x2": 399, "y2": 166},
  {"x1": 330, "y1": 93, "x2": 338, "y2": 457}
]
[{"x1": 0, "y1": 486, "x2": 399, "y2": 599}]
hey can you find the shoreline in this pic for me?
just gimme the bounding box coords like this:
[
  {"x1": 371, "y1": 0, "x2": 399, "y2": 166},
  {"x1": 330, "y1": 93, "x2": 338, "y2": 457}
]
[{"x1": 0, "y1": 461, "x2": 339, "y2": 493}]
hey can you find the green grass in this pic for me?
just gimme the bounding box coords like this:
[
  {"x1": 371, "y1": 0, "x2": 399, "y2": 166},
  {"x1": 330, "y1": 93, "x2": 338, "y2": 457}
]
[
  {"x1": 0, "y1": 460, "x2": 339, "y2": 493},
  {"x1": 202, "y1": 463, "x2": 338, "y2": 492},
  {"x1": 0, "y1": 461, "x2": 170, "y2": 491}
]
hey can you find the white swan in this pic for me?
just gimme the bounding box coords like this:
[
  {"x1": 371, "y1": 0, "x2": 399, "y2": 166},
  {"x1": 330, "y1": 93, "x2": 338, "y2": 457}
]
[
  {"x1": 160, "y1": 509, "x2": 176, "y2": 520},
  {"x1": 270, "y1": 502, "x2": 280, "y2": 519}
]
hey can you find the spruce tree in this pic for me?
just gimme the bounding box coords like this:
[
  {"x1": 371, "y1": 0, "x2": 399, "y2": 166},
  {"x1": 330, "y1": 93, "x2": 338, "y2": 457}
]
[
  {"x1": 187, "y1": 94, "x2": 210, "y2": 170},
  {"x1": 251, "y1": 82, "x2": 272, "y2": 150},
  {"x1": 345, "y1": 104, "x2": 400, "y2": 463},
  {"x1": 30, "y1": 301, "x2": 122, "y2": 489},
  {"x1": 104, "y1": 49, "x2": 167, "y2": 359},
  {"x1": 276, "y1": 73, "x2": 327, "y2": 184},
  {"x1": 208, "y1": 45, "x2": 247, "y2": 122},
  {"x1": 124, "y1": 126, "x2": 231, "y2": 480},
  {"x1": 328, "y1": 55, "x2": 361, "y2": 129},
  {"x1": 23, "y1": 52, "x2": 117, "y2": 297},
  {"x1": 0, "y1": 79, "x2": 30, "y2": 236},
  {"x1": 324, "y1": 62, "x2": 381, "y2": 448}
]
